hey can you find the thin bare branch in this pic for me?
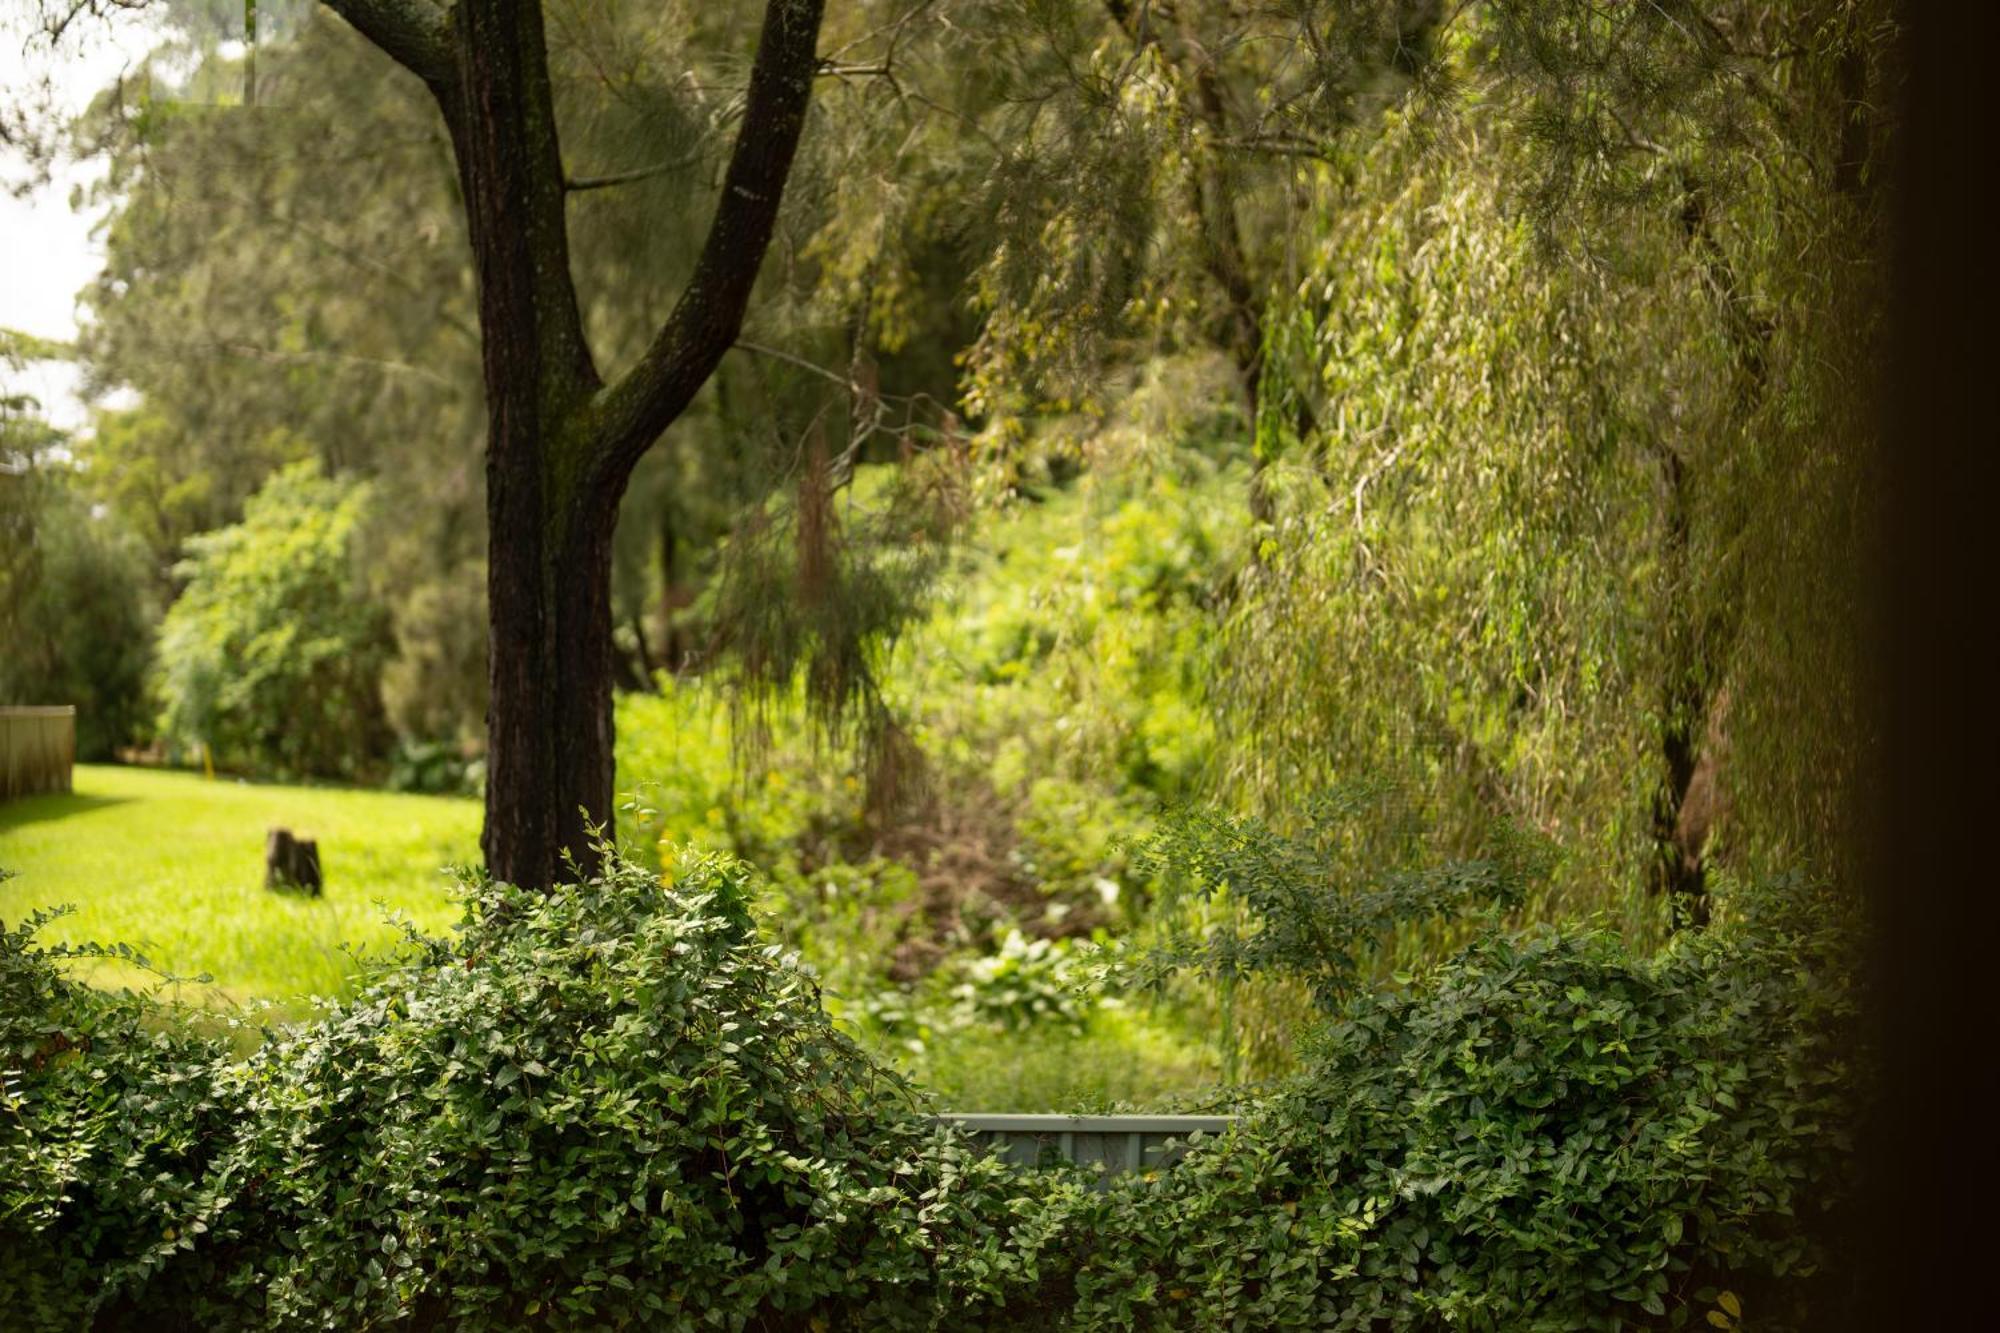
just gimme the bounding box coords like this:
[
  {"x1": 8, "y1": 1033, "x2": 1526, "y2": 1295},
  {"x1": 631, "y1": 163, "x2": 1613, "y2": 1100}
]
[
  {"x1": 564, "y1": 148, "x2": 708, "y2": 193},
  {"x1": 583, "y1": 0, "x2": 828, "y2": 504},
  {"x1": 732, "y1": 338, "x2": 860, "y2": 393}
]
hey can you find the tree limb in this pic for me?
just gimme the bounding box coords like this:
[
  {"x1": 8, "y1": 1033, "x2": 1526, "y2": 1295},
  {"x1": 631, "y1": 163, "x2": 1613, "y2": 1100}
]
[
  {"x1": 319, "y1": 0, "x2": 456, "y2": 92},
  {"x1": 564, "y1": 148, "x2": 708, "y2": 194},
  {"x1": 733, "y1": 338, "x2": 860, "y2": 394},
  {"x1": 582, "y1": 0, "x2": 827, "y2": 506}
]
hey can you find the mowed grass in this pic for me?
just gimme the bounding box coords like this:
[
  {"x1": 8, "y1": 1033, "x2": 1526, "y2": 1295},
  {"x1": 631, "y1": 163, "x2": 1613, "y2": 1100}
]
[{"x1": 0, "y1": 764, "x2": 479, "y2": 1009}]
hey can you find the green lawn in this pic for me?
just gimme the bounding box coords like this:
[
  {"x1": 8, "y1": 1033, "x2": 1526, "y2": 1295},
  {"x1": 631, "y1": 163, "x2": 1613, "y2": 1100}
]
[{"x1": 0, "y1": 764, "x2": 479, "y2": 1009}]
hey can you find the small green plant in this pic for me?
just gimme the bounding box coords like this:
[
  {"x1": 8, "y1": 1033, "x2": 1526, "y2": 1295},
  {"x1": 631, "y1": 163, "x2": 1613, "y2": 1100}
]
[
  {"x1": 947, "y1": 928, "x2": 1091, "y2": 1031},
  {"x1": 1130, "y1": 787, "x2": 1554, "y2": 1011},
  {"x1": 385, "y1": 737, "x2": 485, "y2": 796},
  {"x1": 0, "y1": 902, "x2": 236, "y2": 1326}
]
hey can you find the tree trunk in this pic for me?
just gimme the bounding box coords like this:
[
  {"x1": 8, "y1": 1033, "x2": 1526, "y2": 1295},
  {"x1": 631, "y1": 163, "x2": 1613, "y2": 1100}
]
[
  {"x1": 630, "y1": 609, "x2": 660, "y2": 686},
  {"x1": 265, "y1": 827, "x2": 323, "y2": 895},
  {"x1": 443, "y1": 0, "x2": 608, "y2": 888},
  {"x1": 328, "y1": 0, "x2": 826, "y2": 888},
  {"x1": 1643, "y1": 175, "x2": 1773, "y2": 931},
  {"x1": 482, "y1": 488, "x2": 619, "y2": 888},
  {"x1": 659, "y1": 510, "x2": 690, "y2": 672},
  {"x1": 1648, "y1": 442, "x2": 1716, "y2": 932}
]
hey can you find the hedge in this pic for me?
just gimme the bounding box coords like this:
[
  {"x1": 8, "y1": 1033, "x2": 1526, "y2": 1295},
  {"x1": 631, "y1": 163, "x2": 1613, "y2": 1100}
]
[{"x1": 1, "y1": 857, "x2": 1861, "y2": 1330}]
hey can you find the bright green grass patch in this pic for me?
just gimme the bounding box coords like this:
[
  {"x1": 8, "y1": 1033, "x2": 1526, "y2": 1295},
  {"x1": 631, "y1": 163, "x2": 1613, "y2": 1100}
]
[
  {"x1": 0, "y1": 764, "x2": 478, "y2": 1009},
  {"x1": 894, "y1": 1005, "x2": 1225, "y2": 1113}
]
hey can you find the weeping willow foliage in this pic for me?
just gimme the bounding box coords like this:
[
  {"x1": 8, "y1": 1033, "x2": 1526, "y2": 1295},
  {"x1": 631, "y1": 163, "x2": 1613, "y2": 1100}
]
[
  {"x1": 782, "y1": 2, "x2": 1887, "y2": 887},
  {"x1": 1223, "y1": 1, "x2": 1892, "y2": 933},
  {"x1": 1222, "y1": 119, "x2": 1659, "y2": 930},
  {"x1": 793, "y1": 2, "x2": 1458, "y2": 454}
]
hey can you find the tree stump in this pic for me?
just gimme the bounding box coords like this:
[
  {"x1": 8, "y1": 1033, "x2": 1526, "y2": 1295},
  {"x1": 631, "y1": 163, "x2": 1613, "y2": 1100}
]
[{"x1": 265, "y1": 828, "x2": 322, "y2": 896}]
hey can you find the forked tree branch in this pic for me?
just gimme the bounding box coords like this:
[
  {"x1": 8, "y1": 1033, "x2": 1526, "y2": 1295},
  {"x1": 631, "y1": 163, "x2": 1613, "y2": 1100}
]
[
  {"x1": 322, "y1": 0, "x2": 825, "y2": 512},
  {"x1": 319, "y1": 0, "x2": 456, "y2": 92},
  {"x1": 583, "y1": 0, "x2": 827, "y2": 506}
]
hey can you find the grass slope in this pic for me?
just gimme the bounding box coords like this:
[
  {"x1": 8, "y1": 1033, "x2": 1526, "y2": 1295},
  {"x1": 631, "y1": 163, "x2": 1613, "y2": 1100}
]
[{"x1": 0, "y1": 764, "x2": 478, "y2": 1007}]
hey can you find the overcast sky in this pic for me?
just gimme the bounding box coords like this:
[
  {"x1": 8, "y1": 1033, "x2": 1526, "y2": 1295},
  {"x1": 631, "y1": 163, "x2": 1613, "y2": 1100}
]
[{"x1": 3, "y1": 9, "x2": 169, "y2": 431}]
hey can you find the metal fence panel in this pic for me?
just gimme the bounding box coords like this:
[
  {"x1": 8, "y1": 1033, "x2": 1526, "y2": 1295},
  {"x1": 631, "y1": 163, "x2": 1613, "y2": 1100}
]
[{"x1": 938, "y1": 1114, "x2": 1236, "y2": 1183}]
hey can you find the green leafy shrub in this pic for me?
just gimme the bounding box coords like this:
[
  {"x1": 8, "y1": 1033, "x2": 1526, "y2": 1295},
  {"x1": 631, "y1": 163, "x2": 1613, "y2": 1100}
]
[
  {"x1": 1130, "y1": 790, "x2": 1552, "y2": 1011},
  {"x1": 1, "y1": 854, "x2": 1861, "y2": 1331},
  {"x1": 0, "y1": 901, "x2": 234, "y2": 1328},
  {"x1": 946, "y1": 929, "x2": 1089, "y2": 1032},
  {"x1": 0, "y1": 465, "x2": 158, "y2": 758},
  {"x1": 615, "y1": 680, "x2": 853, "y2": 876},
  {"x1": 978, "y1": 894, "x2": 1863, "y2": 1331},
  {"x1": 153, "y1": 460, "x2": 393, "y2": 779},
  {"x1": 896, "y1": 447, "x2": 1235, "y2": 819},
  {"x1": 385, "y1": 736, "x2": 487, "y2": 797},
  {"x1": 831, "y1": 924, "x2": 1224, "y2": 1114},
  {"x1": 0, "y1": 852, "x2": 1018, "y2": 1331}
]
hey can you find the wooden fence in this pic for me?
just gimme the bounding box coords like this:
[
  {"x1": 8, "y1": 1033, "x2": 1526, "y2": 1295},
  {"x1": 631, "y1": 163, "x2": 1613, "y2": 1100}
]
[{"x1": 1, "y1": 706, "x2": 76, "y2": 800}]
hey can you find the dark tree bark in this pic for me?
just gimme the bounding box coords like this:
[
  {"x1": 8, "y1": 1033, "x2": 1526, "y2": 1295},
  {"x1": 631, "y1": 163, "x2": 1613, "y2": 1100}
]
[
  {"x1": 1644, "y1": 62, "x2": 1879, "y2": 932},
  {"x1": 1646, "y1": 443, "x2": 1716, "y2": 931},
  {"x1": 629, "y1": 609, "x2": 660, "y2": 687},
  {"x1": 1640, "y1": 173, "x2": 1783, "y2": 932},
  {"x1": 658, "y1": 513, "x2": 693, "y2": 672},
  {"x1": 324, "y1": 0, "x2": 826, "y2": 887}
]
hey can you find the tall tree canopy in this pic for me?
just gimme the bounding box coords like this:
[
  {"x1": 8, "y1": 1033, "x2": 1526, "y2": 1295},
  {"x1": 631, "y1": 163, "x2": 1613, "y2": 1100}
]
[{"x1": 25, "y1": 0, "x2": 1890, "y2": 906}]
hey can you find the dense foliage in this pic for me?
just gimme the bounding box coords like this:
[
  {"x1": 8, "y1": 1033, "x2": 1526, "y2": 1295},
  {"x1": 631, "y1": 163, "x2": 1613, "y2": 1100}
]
[
  {"x1": 994, "y1": 888, "x2": 1862, "y2": 1331},
  {"x1": 152, "y1": 460, "x2": 392, "y2": 778},
  {"x1": 0, "y1": 1, "x2": 1889, "y2": 1321},
  {"x1": 16, "y1": 0, "x2": 1888, "y2": 906},
  {"x1": 1233, "y1": 1, "x2": 1890, "y2": 929},
  {"x1": 0, "y1": 460, "x2": 156, "y2": 757},
  {"x1": 1, "y1": 853, "x2": 1860, "y2": 1330},
  {"x1": 0, "y1": 854, "x2": 1008, "y2": 1329},
  {"x1": 1131, "y1": 791, "x2": 1551, "y2": 1010}
]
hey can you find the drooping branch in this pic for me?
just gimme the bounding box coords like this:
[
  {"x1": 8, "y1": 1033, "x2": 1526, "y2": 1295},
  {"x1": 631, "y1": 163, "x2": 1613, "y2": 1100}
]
[
  {"x1": 1101, "y1": 0, "x2": 1264, "y2": 405},
  {"x1": 582, "y1": 0, "x2": 828, "y2": 507},
  {"x1": 319, "y1": 0, "x2": 456, "y2": 92}
]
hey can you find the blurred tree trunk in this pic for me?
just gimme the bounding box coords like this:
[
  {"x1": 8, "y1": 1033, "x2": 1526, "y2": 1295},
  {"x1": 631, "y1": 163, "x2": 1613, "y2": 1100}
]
[{"x1": 1853, "y1": 1, "x2": 1995, "y2": 1324}]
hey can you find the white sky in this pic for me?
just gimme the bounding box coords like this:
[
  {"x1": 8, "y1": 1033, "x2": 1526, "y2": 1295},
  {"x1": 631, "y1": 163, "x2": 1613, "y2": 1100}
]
[{"x1": 2, "y1": 7, "x2": 170, "y2": 431}]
